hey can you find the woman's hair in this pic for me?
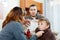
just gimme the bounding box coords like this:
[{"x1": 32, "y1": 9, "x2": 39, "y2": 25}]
[
  {"x1": 38, "y1": 18, "x2": 50, "y2": 28},
  {"x1": 2, "y1": 7, "x2": 23, "y2": 28}
]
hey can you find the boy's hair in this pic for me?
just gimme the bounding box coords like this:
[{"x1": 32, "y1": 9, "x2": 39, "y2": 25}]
[{"x1": 38, "y1": 18, "x2": 50, "y2": 28}]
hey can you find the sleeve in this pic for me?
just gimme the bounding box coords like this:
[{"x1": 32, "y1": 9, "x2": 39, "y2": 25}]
[
  {"x1": 12, "y1": 22, "x2": 37, "y2": 40},
  {"x1": 11, "y1": 22, "x2": 27, "y2": 40},
  {"x1": 46, "y1": 31, "x2": 56, "y2": 40},
  {"x1": 30, "y1": 35, "x2": 37, "y2": 40},
  {"x1": 50, "y1": 34, "x2": 56, "y2": 40}
]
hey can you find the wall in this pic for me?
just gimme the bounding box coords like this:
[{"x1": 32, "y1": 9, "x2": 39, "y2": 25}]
[
  {"x1": 34, "y1": 0, "x2": 44, "y2": 3},
  {"x1": 53, "y1": 0, "x2": 60, "y2": 33},
  {"x1": 20, "y1": 0, "x2": 44, "y2": 14},
  {"x1": 45, "y1": 0, "x2": 60, "y2": 33}
]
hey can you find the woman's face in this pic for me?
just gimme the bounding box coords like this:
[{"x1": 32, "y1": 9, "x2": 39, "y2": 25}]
[{"x1": 38, "y1": 21, "x2": 49, "y2": 31}]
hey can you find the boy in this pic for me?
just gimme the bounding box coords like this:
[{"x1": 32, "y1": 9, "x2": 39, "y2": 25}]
[{"x1": 35, "y1": 18, "x2": 56, "y2": 40}]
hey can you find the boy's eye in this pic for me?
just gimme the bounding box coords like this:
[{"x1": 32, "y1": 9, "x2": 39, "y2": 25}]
[{"x1": 41, "y1": 23, "x2": 43, "y2": 25}]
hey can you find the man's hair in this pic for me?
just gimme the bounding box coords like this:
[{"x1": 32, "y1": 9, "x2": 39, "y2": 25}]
[{"x1": 29, "y1": 4, "x2": 36, "y2": 9}]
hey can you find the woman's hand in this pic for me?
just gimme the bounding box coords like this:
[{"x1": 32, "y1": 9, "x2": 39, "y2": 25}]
[
  {"x1": 23, "y1": 19, "x2": 30, "y2": 27},
  {"x1": 35, "y1": 31, "x2": 44, "y2": 37}
]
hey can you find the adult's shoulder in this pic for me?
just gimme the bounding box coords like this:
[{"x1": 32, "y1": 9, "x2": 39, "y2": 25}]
[
  {"x1": 8, "y1": 21, "x2": 23, "y2": 29},
  {"x1": 24, "y1": 16, "x2": 32, "y2": 19},
  {"x1": 3, "y1": 21, "x2": 23, "y2": 32},
  {"x1": 36, "y1": 14, "x2": 44, "y2": 19},
  {"x1": 7, "y1": 21, "x2": 22, "y2": 26}
]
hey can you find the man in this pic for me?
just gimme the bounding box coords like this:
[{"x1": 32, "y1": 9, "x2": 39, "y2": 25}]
[
  {"x1": 25, "y1": 4, "x2": 44, "y2": 20},
  {"x1": 24, "y1": 4, "x2": 44, "y2": 35}
]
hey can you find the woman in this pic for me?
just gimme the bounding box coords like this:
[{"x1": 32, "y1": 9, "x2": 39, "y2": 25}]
[{"x1": 0, "y1": 7, "x2": 44, "y2": 40}]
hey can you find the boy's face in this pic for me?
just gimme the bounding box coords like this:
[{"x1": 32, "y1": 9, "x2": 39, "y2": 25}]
[
  {"x1": 29, "y1": 6, "x2": 37, "y2": 17},
  {"x1": 38, "y1": 21, "x2": 49, "y2": 31}
]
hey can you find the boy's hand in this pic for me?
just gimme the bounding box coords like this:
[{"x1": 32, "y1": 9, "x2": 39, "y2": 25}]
[{"x1": 35, "y1": 31, "x2": 44, "y2": 37}]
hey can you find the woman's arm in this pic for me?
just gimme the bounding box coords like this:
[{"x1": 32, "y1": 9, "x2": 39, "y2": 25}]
[
  {"x1": 11, "y1": 22, "x2": 37, "y2": 40},
  {"x1": 0, "y1": 21, "x2": 44, "y2": 40}
]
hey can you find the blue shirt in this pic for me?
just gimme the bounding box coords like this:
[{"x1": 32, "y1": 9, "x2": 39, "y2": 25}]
[{"x1": 0, "y1": 21, "x2": 37, "y2": 40}]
